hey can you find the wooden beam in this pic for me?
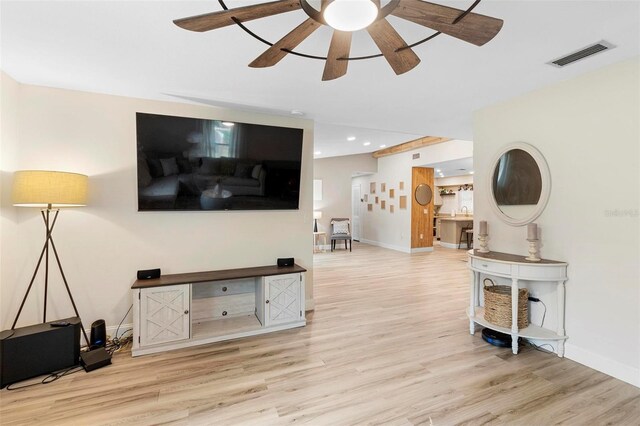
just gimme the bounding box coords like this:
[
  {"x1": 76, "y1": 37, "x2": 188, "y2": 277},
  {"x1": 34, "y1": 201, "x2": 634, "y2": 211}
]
[{"x1": 372, "y1": 136, "x2": 451, "y2": 158}]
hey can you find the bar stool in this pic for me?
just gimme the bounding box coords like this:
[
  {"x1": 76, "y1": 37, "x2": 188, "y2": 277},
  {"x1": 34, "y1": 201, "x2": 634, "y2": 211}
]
[
  {"x1": 466, "y1": 229, "x2": 474, "y2": 249},
  {"x1": 459, "y1": 226, "x2": 473, "y2": 249}
]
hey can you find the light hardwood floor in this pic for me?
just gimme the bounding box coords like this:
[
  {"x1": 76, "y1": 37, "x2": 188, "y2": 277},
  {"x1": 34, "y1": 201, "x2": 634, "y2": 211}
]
[{"x1": 1, "y1": 243, "x2": 639, "y2": 425}]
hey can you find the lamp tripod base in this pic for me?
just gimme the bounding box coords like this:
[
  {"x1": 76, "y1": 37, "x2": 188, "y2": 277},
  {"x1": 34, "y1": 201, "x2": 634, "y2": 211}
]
[{"x1": 11, "y1": 207, "x2": 90, "y2": 346}]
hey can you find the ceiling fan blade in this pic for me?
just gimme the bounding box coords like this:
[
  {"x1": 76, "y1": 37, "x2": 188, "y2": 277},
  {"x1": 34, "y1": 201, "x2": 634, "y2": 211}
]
[
  {"x1": 367, "y1": 19, "x2": 420, "y2": 75},
  {"x1": 249, "y1": 19, "x2": 322, "y2": 68},
  {"x1": 174, "y1": 0, "x2": 301, "y2": 32},
  {"x1": 392, "y1": 0, "x2": 503, "y2": 46},
  {"x1": 322, "y1": 31, "x2": 352, "y2": 81}
]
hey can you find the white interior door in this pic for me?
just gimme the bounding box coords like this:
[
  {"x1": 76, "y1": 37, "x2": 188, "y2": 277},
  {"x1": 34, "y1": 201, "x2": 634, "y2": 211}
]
[{"x1": 351, "y1": 184, "x2": 361, "y2": 241}]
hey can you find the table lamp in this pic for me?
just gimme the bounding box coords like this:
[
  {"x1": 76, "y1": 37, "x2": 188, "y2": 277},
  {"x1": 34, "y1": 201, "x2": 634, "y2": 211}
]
[
  {"x1": 313, "y1": 211, "x2": 322, "y2": 232},
  {"x1": 11, "y1": 170, "x2": 90, "y2": 344}
]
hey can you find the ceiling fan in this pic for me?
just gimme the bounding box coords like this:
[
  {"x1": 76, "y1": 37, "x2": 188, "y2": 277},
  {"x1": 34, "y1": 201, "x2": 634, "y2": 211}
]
[{"x1": 174, "y1": 0, "x2": 503, "y2": 81}]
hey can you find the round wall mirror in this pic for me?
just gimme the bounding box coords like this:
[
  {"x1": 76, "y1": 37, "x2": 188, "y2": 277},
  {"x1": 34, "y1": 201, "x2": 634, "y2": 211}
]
[
  {"x1": 414, "y1": 184, "x2": 433, "y2": 206},
  {"x1": 488, "y1": 142, "x2": 551, "y2": 226}
]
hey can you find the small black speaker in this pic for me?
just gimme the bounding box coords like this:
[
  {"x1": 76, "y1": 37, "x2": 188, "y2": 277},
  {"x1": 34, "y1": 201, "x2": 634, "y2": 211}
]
[
  {"x1": 137, "y1": 268, "x2": 161, "y2": 280},
  {"x1": 277, "y1": 257, "x2": 294, "y2": 267},
  {"x1": 90, "y1": 319, "x2": 106, "y2": 349}
]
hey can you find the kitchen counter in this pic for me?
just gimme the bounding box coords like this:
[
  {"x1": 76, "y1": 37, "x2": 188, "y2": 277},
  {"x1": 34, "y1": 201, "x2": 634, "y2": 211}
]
[
  {"x1": 438, "y1": 216, "x2": 474, "y2": 222},
  {"x1": 436, "y1": 216, "x2": 473, "y2": 249}
]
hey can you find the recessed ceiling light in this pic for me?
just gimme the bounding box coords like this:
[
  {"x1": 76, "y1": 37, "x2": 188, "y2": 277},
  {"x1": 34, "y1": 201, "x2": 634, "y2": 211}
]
[
  {"x1": 221, "y1": 122, "x2": 235, "y2": 127},
  {"x1": 347, "y1": 136, "x2": 356, "y2": 141},
  {"x1": 363, "y1": 141, "x2": 371, "y2": 146},
  {"x1": 314, "y1": 151, "x2": 322, "y2": 155},
  {"x1": 380, "y1": 144, "x2": 386, "y2": 148},
  {"x1": 469, "y1": 171, "x2": 475, "y2": 175},
  {"x1": 436, "y1": 169, "x2": 441, "y2": 173},
  {"x1": 290, "y1": 110, "x2": 305, "y2": 116}
]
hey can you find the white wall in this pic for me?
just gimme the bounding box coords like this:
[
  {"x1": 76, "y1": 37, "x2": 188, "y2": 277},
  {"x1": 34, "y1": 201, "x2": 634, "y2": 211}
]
[
  {"x1": 313, "y1": 153, "x2": 377, "y2": 233},
  {"x1": 353, "y1": 140, "x2": 473, "y2": 252},
  {"x1": 0, "y1": 74, "x2": 315, "y2": 331},
  {"x1": 474, "y1": 58, "x2": 639, "y2": 387}
]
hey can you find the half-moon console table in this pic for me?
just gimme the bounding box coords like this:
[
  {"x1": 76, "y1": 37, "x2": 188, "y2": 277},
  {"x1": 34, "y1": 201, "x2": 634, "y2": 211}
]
[
  {"x1": 131, "y1": 264, "x2": 306, "y2": 357},
  {"x1": 467, "y1": 250, "x2": 568, "y2": 357}
]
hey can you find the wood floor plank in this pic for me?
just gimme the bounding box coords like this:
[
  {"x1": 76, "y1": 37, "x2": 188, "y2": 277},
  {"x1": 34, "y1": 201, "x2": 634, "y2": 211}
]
[{"x1": 1, "y1": 243, "x2": 638, "y2": 425}]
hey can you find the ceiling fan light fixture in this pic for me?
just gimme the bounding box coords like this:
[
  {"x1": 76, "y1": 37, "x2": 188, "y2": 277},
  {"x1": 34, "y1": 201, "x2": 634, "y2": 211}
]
[{"x1": 323, "y1": 0, "x2": 378, "y2": 32}]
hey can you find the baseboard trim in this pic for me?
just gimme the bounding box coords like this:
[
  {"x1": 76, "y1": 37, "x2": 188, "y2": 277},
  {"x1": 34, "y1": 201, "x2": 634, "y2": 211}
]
[
  {"x1": 305, "y1": 298, "x2": 315, "y2": 311},
  {"x1": 439, "y1": 241, "x2": 470, "y2": 250},
  {"x1": 359, "y1": 239, "x2": 411, "y2": 254},
  {"x1": 106, "y1": 323, "x2": 133, "y2": 338},
  {"x1": 565, "y1": 343, "x2": 639, "y2": 388},
  {"x1": 410, "y1": 247, "x2": 434, "y2": 253}
]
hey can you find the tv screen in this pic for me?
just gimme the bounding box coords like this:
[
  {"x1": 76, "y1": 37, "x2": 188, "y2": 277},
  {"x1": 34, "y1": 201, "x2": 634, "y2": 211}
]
[{"x1": 136, "y1": 112, "x2": 303, "y2": 211}]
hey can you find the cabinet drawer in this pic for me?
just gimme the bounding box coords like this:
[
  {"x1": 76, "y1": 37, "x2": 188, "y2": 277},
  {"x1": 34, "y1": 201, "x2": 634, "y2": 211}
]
[
  {"x1": 192, "y1": 280, "x2": 255, "y2": 298},
  {"x1": 471, "y1": 258, "x2": 512, "y2": 275},
  {"x1": 192, "y1": 293, "x2": 255, "y2": 321}
]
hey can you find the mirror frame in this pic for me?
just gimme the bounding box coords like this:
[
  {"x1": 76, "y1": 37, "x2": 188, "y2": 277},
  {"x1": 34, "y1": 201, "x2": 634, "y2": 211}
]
[
  {"x1": 414, "y1": 184, "x2": 433, "y2": 206},
  {"x1": 488, "y1": 142, "x2": 551, "y2": 226}
]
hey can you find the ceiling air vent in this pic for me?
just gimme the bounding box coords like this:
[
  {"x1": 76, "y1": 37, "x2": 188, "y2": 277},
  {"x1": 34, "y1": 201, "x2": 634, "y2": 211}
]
[{"x1": 548, "y1": 41, "x2": 615, "y2": 68}]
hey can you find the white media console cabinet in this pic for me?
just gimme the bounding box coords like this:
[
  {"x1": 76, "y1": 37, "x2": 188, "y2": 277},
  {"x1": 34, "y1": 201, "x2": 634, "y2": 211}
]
[{"x1": 131, "y1": 264, "x2": 306, "y2": 356}]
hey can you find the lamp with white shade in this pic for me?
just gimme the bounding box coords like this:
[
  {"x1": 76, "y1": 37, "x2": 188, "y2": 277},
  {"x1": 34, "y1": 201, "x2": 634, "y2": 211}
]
[
  {"x1": 11, "y1": 170, "x2": 90, "y2": 344},
  {"x1": 313, "y1": 210, "x2": 322, "y2": 232}
]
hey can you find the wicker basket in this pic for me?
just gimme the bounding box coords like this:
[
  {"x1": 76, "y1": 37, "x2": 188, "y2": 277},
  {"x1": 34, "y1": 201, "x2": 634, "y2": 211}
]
[{"x1": 483, "y1": 278, "x2": 529, "y2": 329}]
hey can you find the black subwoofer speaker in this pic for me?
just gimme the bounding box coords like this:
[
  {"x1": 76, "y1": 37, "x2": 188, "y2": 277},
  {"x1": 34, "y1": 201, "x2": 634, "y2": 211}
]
[{"x1": 0, "y1": 317, "x2": 81, "y2": 388}]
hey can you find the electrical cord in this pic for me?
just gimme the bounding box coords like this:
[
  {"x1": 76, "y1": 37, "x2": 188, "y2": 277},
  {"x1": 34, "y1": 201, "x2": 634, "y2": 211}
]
[
  {"x1": 539, "y1": 300, "x2": 547, "y2": 328},
  {"x1": 526, "y1": 340, "x2": 555, "y2": 354},
  {"x1": 114, "y1": 304, "x2": 132, "y2": 341},
  {"x1": 6, "y1": 365, "x2": 84, "y2": 391},
  {"x1": 528, "y1": 296, "x2": 547, "y2": 327}
]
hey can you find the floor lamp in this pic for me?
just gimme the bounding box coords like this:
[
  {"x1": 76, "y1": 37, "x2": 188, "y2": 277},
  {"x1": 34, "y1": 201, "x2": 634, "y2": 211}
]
[
  {"x1": 313, "y1": 210, "x2": 322, "y2": 232},
  {"x1": 11, "y1": 170, "x2": 90, "y2": 345}
]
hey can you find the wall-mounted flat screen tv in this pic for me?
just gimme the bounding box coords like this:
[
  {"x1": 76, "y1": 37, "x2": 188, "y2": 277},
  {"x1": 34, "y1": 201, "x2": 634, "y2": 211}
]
[{"x1": 136, "y1": 112, "x2": 304, "y2": 211}]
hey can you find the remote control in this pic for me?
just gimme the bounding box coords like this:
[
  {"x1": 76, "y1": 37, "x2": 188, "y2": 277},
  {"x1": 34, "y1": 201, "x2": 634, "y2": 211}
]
[{"x1": 50, "y1": 321, "x2": 70, "y2": 327}]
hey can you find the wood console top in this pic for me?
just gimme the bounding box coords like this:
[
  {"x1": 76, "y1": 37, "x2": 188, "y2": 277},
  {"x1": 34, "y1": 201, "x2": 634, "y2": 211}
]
[
  {"x1": 469, "y1": 249, "x2": 566, "y2": 265},
  {"x1": 132, "y1": 264, "x2": 306, "y2": 289}
]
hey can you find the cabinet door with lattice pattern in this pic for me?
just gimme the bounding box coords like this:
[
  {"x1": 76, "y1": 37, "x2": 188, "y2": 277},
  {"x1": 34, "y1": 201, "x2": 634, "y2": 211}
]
[
  {"x1": 140, "y1": 284, "x2": 190, "y2": 346},
  {"x1": 264, "y1": 274, "x2": 302, "y2": 327}
]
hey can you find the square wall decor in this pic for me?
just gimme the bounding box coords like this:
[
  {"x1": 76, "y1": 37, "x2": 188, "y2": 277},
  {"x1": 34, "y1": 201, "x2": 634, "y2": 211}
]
[
  {"x1": 390, "y1": 205, "x2": 395, "y2": 213},
  {"x1": 368, "y1": 204, "x2": 373, "y2": 211},
  {"x1": 381, "y1": 183, "x2": 386, "y2": 192},
  {"x1": 399, "y1": 182, "x2": 405, "y2": 190},
  {"x1": 370, "y1": 182, "x2": 376, "y2": 193},
  {"x1": 400, "y1": 196, "x2": 407, "y2": 209},
  {"x1": 389, "y1": 189, "x2": 395, "y2": 198},
  {"x1": 375, "y1": 196, "x2": 379, "y2": 204},
  {"x1": 381, "y1": 200, "x2": 386, "y2": 210}
]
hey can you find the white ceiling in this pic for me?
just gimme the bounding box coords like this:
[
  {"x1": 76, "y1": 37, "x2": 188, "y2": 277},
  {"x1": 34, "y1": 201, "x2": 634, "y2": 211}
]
[
  {"x1": 1, "y1": 1, "x2": 639, "y2": 158},
  {"x1": 422, "y1": 157, "x2": 474, "y2": 178}
]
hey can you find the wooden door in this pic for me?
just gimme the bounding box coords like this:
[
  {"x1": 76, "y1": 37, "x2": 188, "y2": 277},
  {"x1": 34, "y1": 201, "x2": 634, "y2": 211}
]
[
  {"x1": 264, "y1": 274, "x2": 302, "y2": 327},
  {"x1": 140, "y1": 284, "x2": 190, "y2": 346},
  {"x1": 411, "y1": 167, "x2": 435, "y2": 249}
]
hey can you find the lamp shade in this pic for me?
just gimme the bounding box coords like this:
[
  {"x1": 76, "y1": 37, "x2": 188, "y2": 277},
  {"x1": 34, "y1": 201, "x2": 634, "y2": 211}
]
[
  {"x1": 313, "y1": 211, "x2": 322, "y2": 219},
  {"x1": 12, "y1": 170, "x2": 88, "y2": 207}
]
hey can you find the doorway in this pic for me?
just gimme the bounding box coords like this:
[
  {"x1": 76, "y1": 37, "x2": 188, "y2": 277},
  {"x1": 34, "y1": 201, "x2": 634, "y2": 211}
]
[{"x1": 351, "y1": 184, "x2": 362, "y2": 241}]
